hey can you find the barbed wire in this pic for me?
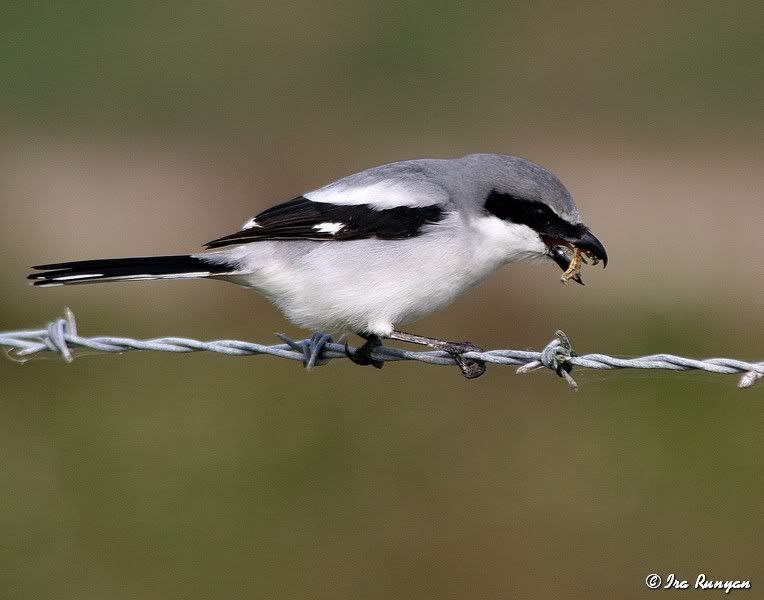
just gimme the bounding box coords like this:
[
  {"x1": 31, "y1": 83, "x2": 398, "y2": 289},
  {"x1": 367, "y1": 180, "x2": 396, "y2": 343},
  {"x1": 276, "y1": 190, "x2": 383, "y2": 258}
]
[{"x1": 1, "y1": 309, "x2": 762, "y2": 390}]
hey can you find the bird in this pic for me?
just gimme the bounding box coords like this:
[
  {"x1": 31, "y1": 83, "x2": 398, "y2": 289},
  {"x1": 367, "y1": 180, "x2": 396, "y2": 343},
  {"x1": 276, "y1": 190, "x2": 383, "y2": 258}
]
[{"x1": 28, "y1": 153, "x2": 607, "y2": 379}]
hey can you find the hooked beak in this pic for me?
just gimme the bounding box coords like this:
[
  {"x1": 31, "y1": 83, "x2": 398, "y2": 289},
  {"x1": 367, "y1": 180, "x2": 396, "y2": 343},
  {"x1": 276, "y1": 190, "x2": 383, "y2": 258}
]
[
  {"x1": 543, "y1": 225, "x2": 608, "y2": 285},
  {"x1": 572, "y1": 226, "x2": 608, "y2": 268}
]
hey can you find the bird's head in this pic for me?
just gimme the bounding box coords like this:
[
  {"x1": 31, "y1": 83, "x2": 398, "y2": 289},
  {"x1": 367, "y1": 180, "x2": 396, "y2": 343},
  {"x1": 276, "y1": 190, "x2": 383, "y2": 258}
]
[{"x1": 461, "y1": 153, "x2": 608, "y2": 284}]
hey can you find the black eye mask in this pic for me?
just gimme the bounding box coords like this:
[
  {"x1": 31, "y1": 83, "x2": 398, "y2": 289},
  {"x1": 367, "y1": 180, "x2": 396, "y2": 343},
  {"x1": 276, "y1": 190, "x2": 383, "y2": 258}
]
[{"x1": 483, "y1": 190, "x2": 583, "y2": 240}]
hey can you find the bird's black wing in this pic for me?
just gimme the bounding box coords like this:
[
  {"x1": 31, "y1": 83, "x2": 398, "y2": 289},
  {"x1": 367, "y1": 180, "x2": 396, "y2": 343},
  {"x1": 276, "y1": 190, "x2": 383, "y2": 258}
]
[{"x1": 205, "y1": 196, "x2": 446, "y2": 249}]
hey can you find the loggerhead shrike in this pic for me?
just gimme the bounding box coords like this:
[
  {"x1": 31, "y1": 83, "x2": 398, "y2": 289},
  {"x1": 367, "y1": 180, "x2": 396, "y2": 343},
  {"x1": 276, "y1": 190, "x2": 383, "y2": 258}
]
[{"x1": 29, "y1": 153, "x2": 607, "y2": 378}]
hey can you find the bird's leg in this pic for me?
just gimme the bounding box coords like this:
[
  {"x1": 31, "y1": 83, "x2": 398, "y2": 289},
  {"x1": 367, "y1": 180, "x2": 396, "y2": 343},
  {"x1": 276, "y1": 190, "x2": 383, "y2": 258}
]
[
  {"x1": 345, "y1": 333, "x2": 384, "y2": 369},
  {"x1": 386, "y1": 330, "x2": 487, "y2": 379}
]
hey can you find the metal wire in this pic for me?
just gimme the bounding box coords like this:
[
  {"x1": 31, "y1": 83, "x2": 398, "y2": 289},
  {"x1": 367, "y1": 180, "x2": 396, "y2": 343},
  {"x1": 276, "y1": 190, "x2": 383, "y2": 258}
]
[{"x1": 1, "y1": 309, "x2": 762, "y2": 390}]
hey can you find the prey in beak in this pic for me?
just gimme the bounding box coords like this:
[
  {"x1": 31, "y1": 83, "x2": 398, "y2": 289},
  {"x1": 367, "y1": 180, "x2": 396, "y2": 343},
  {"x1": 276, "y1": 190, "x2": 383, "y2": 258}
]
[{"x1": 543, "y1": 226, "x2": 608, "y2": 285}]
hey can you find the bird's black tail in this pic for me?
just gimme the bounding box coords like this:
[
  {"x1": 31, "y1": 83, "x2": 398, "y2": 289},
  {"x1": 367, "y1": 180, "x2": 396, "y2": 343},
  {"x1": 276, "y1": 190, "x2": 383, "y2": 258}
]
[{"x1": 29, "y1": 255, "x2": 235, "y2": 287}]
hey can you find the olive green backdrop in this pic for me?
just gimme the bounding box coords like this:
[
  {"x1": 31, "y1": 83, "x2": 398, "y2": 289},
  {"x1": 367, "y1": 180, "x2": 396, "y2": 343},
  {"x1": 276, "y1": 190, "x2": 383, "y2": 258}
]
[{"x1": 1, "y1": 2, "x2": 762, "y2": 598}]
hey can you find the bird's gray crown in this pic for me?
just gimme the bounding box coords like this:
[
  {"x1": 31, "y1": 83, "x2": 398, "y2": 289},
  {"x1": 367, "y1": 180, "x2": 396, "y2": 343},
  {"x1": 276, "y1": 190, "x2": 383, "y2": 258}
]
[{"x1": 456, "y1": 153, "x2": 581, "y2": 224}]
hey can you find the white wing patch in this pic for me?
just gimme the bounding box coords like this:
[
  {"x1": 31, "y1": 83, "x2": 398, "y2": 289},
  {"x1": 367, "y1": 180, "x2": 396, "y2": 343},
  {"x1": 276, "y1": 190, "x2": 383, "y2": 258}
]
[
  {"x1": 312, "y1": 222, "x2": 345, "y2": 235},
  {"x1": 304, "y1": 179, "x2": 447, "y2": 210},
  {"x1": 53, "y1": 273, "x2": 104, "y2": 281},
  {"x1": 242, "y1": 218, "x2": 262, "y2": 230}
]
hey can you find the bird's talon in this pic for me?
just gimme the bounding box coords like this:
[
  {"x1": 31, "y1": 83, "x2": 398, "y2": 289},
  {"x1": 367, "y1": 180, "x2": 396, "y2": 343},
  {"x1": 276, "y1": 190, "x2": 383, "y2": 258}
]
[
  {"x1": 345, "y1": 339, "x2": 384, "y2": 369},
  {"x1": 440, "y1": 340, "x2": 482, "y2": 355},
  {"x1": 439, "y1": 341, "x2": 486, "y2": 379},
  {"x1": 452, "y1": 354, "x2": 487, "y2": 379}
]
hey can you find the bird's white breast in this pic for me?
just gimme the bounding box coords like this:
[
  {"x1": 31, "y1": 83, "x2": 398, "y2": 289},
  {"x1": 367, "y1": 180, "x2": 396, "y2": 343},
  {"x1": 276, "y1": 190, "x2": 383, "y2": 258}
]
[{"x1": 210, "y1": 213, "x2": 545, "y2": 335}]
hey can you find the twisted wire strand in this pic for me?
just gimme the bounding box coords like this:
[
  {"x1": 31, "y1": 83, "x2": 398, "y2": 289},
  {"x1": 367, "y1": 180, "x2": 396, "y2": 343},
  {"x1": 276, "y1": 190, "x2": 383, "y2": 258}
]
[{"x1": 1, "y1": 310, "x2": 762, "y2": 389}]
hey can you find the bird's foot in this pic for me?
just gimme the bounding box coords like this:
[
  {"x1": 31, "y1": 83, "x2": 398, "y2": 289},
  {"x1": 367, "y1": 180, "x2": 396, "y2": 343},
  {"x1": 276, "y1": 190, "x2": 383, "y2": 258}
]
[
  {"x1": 387, "y1": 330, "x2": 487, "y2": 379},
  {"x1": 436, "y1": 341, "x2": 486, "y2": 380},
  {"x1": 345, "y1": 335, "x2": 384, "y2": 369}
]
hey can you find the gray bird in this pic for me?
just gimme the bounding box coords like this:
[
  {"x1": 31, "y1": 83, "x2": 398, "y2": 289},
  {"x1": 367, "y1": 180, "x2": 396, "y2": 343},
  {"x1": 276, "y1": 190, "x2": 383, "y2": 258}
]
[{"x1": 29, "y1": 153, "x2": 607, "y2": 378}]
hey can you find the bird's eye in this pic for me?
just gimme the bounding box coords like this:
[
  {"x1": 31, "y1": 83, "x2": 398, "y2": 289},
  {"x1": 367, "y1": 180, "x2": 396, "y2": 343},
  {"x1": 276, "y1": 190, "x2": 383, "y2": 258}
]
[{"x1": 533, "y1": 206, "x2": 550, "y2": 223}]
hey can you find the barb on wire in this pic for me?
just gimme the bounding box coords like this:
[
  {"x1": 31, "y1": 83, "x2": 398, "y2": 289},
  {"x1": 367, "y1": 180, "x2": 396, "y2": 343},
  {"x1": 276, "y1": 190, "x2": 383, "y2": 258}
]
[{"x1": 1, "y1": 309, "x2": 762, "y2": 390}]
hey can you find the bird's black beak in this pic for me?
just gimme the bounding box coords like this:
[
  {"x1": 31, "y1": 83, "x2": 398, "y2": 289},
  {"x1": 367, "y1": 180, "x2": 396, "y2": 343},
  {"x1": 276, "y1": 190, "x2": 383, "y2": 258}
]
[
  {"x1": 543, "y1": 224, "x2": 608, "y2": 285},
  {"x1": 571, "y1": 226, "x2": 608, "y2": 268}
]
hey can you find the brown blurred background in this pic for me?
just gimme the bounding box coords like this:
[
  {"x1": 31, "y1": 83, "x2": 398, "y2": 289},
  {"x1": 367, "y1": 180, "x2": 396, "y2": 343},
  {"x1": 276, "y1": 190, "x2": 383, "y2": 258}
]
[{"x1": 1, "y1": 2, "x2": 763, "y2": 598}]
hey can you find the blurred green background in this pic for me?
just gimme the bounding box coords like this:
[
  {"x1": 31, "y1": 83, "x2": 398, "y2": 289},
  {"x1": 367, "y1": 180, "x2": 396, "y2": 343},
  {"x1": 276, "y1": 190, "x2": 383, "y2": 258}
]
[{"x1": 1, "y1": 2, "x2": 763, "y2": 598}]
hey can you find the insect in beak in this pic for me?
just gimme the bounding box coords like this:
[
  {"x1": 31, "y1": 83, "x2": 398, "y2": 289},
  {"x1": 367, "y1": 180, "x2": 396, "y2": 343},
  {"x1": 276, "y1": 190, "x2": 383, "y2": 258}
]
[{"x1": 544, "y1": 226, "x2": 607, "y2": 284}]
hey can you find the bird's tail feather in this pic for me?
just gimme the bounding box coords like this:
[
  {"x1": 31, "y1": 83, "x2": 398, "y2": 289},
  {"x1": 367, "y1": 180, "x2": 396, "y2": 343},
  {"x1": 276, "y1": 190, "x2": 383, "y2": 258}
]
[{"x1": 29, "y1": 255, "x2": 234, "y2": 287}]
